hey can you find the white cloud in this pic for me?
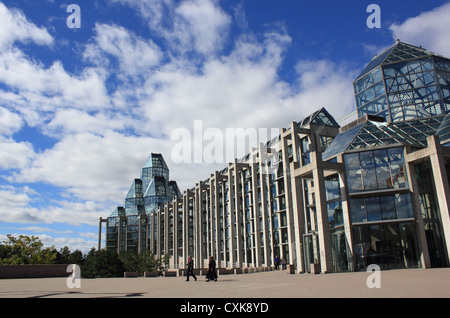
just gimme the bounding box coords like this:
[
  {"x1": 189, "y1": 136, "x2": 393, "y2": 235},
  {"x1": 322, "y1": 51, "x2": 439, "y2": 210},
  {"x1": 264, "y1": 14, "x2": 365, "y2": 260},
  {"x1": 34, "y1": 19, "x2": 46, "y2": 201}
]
[
  {"x1": 0, "y1": 50, "x2": 109, "y2": 112},
  {"x1": 142, "y1": 28, "x2": 293, "y2": 136},
  {"x1": 112, "y1": 0, "x2": 231, "y2": 57},
  {"x1": 0, "y1": 106, "x2": 23, "y2": 135},
  {"x1": 85, "y1": 23, "x2": 163, "y2": 77},
  {"x1": 0, "y1": 137, "x2": 35, "y2": 170},
  {"x1": 0, "y1": 2, "x2": 53, "y2": 50},
  {"x1": 389, "y1": 2, "x2": 450, "y2": 57},
  {"x1": 172, "y1": 0, "x2": 231, "y2": 55},
  {"x1": 11, "y1": 131, "x2": 168, "y2": 203},
  {"x1": 43, "y1": 108, "x2": 136, "y2": 137},
  {"x1": 0, "y1": 185, "x2": 40, "y2": 223},
  {"x1": 292, "y1": 59, "x2": 357, "y2": 119}
]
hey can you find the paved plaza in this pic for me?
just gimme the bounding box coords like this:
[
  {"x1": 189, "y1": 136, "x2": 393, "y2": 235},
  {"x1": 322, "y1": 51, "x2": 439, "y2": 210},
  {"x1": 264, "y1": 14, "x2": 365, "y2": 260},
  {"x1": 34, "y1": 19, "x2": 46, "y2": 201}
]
[{"x1": 0, "y1": 268, "x2": 449, "y2": 298}]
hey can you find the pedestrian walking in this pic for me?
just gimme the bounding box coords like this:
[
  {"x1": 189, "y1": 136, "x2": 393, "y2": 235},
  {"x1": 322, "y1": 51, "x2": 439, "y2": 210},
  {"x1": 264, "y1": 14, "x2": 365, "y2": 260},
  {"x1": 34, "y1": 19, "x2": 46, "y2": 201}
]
[
  {"x1": 274, "y1": 255, "x2": 280, "y2": 270},
  {"x1": 206, "y1": 256, "x2": 217, "y2": 282},
  {"x1": 186, "y1": 256, "x2": 197, "y2": 281}
]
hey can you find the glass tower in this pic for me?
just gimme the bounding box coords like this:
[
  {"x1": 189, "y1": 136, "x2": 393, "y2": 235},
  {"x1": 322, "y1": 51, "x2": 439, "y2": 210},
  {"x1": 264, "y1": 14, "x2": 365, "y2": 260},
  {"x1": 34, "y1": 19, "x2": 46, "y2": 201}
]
[
  {"x1": 106, "y1": 153, "x2": 180, "y2": 253},
  {"x1": 354, "y1": 40, "x2": 450, "y2": 122}
]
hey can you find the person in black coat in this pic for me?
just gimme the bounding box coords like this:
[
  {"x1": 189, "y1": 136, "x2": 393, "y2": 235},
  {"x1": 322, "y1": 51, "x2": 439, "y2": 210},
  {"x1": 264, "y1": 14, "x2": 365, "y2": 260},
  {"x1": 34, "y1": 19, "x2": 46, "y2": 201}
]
[
  {"x1": 206, "y1": 256, "x2": 217, "y2": 282},
  {"x1": 186, "y1": 256, "x2": 197, "y2": 281}
]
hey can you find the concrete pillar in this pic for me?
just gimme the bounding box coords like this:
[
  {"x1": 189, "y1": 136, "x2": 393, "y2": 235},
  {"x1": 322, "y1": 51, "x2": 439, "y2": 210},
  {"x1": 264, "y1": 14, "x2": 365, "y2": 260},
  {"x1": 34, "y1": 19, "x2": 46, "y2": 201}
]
[
  {"x1": 290, "y1": 172, "x2": 306, "y2": 272},
  {"x1": 338, "y1": 169, "x2": 354, "y2": 271},
  {"x1": 427, "y1": 136, "x2": 450, "y2": 264},
  {"x1": 251, "y1": 162, "x2": 262, "y2": 267},
  {"x1": 227, "y1": 165, "x2": 235, "y2": 267},
  {"x1": 233, "y1": 160, "x2": 244, "y2": 268},
  {"x1": 98, "y1": 217, "x2": 106, "y2": 251},
  {"x1": 281, "y1": 130, "x2": 296, "y2": 267},
  {"x1": 405, "y1": 160, "x2": 432, "y2": 268},
  {"x1": 311, "y1": 153, "x2": 333, "y2": 273}
]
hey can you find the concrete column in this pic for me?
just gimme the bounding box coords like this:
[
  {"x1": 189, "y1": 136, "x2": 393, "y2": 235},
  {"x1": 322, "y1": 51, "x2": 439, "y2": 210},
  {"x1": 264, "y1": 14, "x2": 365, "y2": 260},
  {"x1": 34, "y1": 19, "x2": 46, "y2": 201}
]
[
  {"x1": 182, "y1": 191, "x2": 189, "y2": 268},
  {"x1": 338, "y1": 169, "x2": 354, "y2": 271},
  {"x1": 405, "y1": 160, "x2": 431, "y2": 268},
  {"x1": 164, "y1": 204, "x2": 169, "y2": 256},
  {"x1": 281, "y1": 130, "x2": 297, "y2": 267},
  {"x1": 194, "y1": 182, "x2": 203, "y2": 268},
  {"x1": 311, "y1": 153, "x2": 333, "y2": 273},
  {"x1": 171, "y1": 199, "x2": 178, "y2": 268},
  {"x1": 156, "y1": 208, "x2": 161, "y2": 257},
  {"x1": 213, "y1": 173, "x2": 221, "y2": 265},
  {"x1": 233, "y1": 160, "x2": 244, "y2": 267},
  {"x1": 290, "y1": 172, "x2": 306, "y2": 272},
  {"x1": 251, "y1": 162, "x2": 262, "y2": 267},
  {"x1": 98, "y1": 217, "x2": 106, "y2": 251},
  {"x1": 258, "y1": 143, "x2": 271, "y2": 267},
  {"x1": 137, "y1": 214, "x2": 143, "y2": 254},
  {"x1": 427, "y1": 136, "x2": 450, "y2": 264},
  {"x1": 227, "y1": 165, "x2": 235, "y2": 267}
]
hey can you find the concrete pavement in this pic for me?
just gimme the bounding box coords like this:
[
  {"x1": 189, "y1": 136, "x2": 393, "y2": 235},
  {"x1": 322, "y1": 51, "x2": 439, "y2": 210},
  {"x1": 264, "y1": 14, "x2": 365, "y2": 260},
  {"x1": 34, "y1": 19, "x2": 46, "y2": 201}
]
[{"x1": 1, "y1": 267, "x2": 449, "y2": 298}]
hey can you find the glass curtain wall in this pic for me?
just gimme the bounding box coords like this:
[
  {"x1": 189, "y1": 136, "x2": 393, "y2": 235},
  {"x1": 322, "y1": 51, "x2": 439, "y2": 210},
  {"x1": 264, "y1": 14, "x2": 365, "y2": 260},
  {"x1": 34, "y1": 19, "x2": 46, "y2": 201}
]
[
  {"x1": 354, "y1": 42, "x2": 450, "y2": 122},
  {"x1": 344, "y1": 146, "x2": 421, "y2": 270}
]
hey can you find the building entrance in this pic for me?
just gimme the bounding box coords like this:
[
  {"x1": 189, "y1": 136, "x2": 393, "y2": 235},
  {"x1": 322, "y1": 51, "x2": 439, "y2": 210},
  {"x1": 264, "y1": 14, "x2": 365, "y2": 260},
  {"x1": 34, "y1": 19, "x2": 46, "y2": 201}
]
[{"x1": 303, "y1": 233, "x2": 320, "y2": 273}]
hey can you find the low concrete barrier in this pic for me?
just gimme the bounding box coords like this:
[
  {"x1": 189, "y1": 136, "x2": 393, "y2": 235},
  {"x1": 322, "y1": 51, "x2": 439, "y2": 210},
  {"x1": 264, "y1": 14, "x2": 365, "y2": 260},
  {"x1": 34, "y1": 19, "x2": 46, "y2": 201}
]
[
  {"x1": 163, "y1": 271, "x2": 178, "y2": 277},
  {"x1": 217, "y1": 268, "x2": 234, "y2": 275},
  {"x1": 144, "y1": 271, "x2": 159, "y2": 277},
  {"x1": 124, "y1": 271, "x2": 139, "y2": 278},
  {"x1": 0, "y1": 264, "x2": 70, "y2": 279}
]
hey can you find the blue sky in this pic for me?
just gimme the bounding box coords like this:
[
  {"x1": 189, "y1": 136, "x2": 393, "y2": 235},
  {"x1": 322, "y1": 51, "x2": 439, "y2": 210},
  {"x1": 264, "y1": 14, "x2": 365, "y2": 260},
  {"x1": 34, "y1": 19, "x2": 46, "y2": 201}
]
[{"x1": 0, "y1": 0, "x2": 449, "y2": 252}]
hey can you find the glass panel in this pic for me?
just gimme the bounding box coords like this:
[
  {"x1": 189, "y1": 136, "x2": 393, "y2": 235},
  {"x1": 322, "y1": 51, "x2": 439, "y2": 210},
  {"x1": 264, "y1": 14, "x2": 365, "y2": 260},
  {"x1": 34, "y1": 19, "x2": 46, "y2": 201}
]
[
  {"x1": 388, "y1": 147, "x2": 407, "y2": 188},
  {"x1": 399, "y1": 223, "x2": 421, "y2": 268},
  {"x1": 373, "y1": 149, "x2": 391, "y2": 189},
  {"x1": 380, "y1": 195, "x2": 396, "y2": 220},
  {"x1": 325, "y1": 176, "x2": 340, "y2": 201},
  {"x1": 366, "y1": 224, "x2": 382, "y2": 267},
  {"x1": 344, "y1": 153, "x2": 362, "y2": 193},
  {"x1": 352, "y1": 226, "x2": 369, "y2": 270},
  {"x1": 395, "y1": 193, "x2": 413, "y2": 219},
  {"x1": 353, "y1": 222, "x2": 420, "y2": 271},
  {"x1": 366, "y1": 196, "x2": 382, "y2": 221},
  {"x1": 349, "y1": 198, "x2": 366, "y2": 223},
  {"x1": 360, "y1": 152, "x2": 377, "y2": 190},
  {"x1": 327, "y1": 201, "x2": 343, "y2": 228},
  {"x1": 382, "y1": 224, "x2": 403, "y2": 269},
  {"x1": 330, "y1": 229, "x2": 349, "y2": 272}
]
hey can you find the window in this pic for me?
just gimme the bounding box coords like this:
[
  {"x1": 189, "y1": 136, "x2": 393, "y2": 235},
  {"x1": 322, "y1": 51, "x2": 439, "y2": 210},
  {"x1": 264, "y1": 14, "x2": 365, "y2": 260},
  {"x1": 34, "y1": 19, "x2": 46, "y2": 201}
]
[
  {"x1": 344, "y1": 147, "x2": 408, "y2": 193},
  {"x1": 349, "y1": 193, "x2": 413, "y2": 223}
]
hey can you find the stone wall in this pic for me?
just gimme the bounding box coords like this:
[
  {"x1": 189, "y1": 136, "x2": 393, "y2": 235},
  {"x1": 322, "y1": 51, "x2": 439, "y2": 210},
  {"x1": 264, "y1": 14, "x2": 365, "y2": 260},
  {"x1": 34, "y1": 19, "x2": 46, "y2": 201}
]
[{"x1": 0, "y1": 264, "x2": 70, "y2": 279}]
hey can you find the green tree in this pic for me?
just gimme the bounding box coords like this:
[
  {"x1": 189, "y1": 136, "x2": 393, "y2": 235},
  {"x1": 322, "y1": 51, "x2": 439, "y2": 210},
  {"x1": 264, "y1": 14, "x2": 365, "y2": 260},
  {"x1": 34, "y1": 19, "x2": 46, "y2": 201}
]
[
  {"x1": 81, "y1": 248, "x2": 124, "y2": 278},
  {"x1": 67, "y1": 249, "x2": 84, "y2": 265},
  {"x1": 55, "y1": 246, "x2": 84, "y2": 265},
  {"x1": 0, "y1": 234, "x2": 57, "y2": 265}
]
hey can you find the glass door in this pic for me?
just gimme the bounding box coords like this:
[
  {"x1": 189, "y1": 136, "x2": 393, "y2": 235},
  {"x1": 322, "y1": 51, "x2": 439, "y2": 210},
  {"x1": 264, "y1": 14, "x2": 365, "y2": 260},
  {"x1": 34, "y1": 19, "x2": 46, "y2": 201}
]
[
  {"x1": 331, "y1": 229, "x2": 349, "y2": 272},
  {"x1": 303, "y1": 233, "x2": 320, "y2": 273}
]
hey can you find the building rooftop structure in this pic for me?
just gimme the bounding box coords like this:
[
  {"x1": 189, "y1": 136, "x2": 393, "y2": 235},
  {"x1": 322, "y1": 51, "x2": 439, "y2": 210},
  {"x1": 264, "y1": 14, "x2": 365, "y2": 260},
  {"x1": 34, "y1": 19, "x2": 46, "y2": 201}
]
[{"x1": 354, "y1": 40, "x2": 450, "y2": 122}]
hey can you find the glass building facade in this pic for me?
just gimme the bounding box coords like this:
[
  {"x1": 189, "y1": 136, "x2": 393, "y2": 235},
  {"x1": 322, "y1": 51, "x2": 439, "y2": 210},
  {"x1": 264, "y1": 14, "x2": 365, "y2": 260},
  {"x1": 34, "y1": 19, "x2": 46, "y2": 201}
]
[
  {"x1": 354, "y1": 41, "x2": 450, "y2": 122},
  {"x1": 104, "y1": 153, "x2": 180, "y2": 254},
  {"x1": 99, "y1": 41, "x2": 450, "y2": 274}
]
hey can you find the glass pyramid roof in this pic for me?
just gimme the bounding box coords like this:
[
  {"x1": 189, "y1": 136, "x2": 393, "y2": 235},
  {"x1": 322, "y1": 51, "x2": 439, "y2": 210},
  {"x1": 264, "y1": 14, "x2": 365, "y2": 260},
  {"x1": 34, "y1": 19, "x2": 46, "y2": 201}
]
[
  {"x1": 322, "y1": 115, "x2": 447, "y2": 161},
  {"x1": 298, "y1": 107, "x2": 340, "y2": 128},
  {"x1": 143, "y1": 153, "x2": 169, "y2": 170},
  {"x1": 355, "y1": 41, "x2": 433, "y2": 80}
]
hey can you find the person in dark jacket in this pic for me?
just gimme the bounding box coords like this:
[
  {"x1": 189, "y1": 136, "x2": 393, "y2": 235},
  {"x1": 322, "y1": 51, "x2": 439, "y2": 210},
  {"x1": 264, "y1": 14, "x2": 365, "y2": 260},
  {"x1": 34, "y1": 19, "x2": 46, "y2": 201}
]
[
  {"x1": 206, "y1": 256, "x2": 217, "y2": 282},
  {"x1": 186, "y1": 256, "x2": 197, "y2": 281}
]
